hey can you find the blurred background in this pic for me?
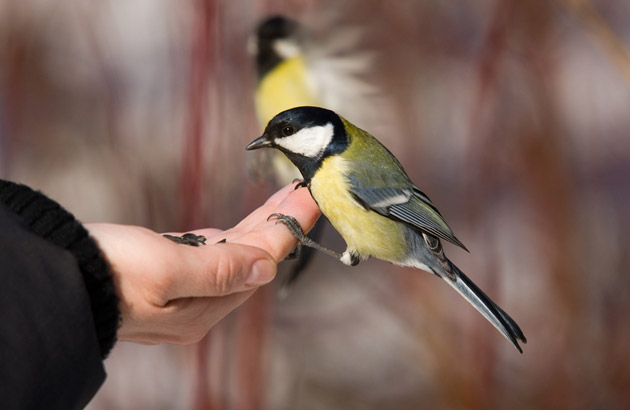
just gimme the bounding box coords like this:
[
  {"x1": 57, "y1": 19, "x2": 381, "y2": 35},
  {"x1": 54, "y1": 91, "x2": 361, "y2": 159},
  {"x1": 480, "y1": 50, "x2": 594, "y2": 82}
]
[{"x1": 1, "y1": 0, "x2": 629, "y2": 409}]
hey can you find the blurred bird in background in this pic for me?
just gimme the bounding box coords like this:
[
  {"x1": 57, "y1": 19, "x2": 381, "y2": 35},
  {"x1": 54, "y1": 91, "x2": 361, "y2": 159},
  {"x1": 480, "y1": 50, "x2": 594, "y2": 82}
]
[
  {"x1": 250, "y1": 16, "x2": 312, "y2": 184},
  {"x1": 249, "y1": 14, "x2": 380, "y2": 157},
  {"x1": 248, "y1": 14, "x2": 385, "y2": 287}
]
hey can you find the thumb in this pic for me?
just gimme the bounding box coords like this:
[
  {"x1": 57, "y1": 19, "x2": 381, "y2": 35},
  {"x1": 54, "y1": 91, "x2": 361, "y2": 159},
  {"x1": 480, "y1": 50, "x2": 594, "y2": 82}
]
[{"x1": 167, "y1": 243, "x2": 278, "y2": 300}]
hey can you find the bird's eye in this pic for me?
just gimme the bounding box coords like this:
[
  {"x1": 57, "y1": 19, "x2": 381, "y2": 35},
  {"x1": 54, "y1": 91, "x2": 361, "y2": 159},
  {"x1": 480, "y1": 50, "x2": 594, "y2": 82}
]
[{"x1": 282, "y1": 126, "x2": 295, "y2": 136}]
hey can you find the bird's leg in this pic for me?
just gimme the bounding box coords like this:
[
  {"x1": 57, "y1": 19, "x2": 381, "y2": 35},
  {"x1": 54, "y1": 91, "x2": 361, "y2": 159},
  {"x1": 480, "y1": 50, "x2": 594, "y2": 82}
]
[
  {"x1": 285, "y1": 243, "x2": 301, "y2": 260},
  {"x1": 268, "y1": 213, "x2": 343, "y2": 261},
  {"x1": 163, "y1": 233, "x2": 207, "y2": 246}
]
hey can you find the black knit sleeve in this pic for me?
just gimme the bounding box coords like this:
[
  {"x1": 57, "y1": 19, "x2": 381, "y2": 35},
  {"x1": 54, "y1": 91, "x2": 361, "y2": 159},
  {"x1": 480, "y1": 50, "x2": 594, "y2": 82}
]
[{"x1": 0, "y1": 179, "x2": 120, "y2": 358}]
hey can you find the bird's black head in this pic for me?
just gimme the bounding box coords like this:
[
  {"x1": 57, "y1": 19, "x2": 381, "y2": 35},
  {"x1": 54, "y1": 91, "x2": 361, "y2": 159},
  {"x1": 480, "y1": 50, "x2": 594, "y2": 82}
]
[
  {"x1": 251, "y1": 16, "x2": 301, "y2": 80},
  {"x1": 246, "y1": 106, "x2": 349, "y2": 182}
]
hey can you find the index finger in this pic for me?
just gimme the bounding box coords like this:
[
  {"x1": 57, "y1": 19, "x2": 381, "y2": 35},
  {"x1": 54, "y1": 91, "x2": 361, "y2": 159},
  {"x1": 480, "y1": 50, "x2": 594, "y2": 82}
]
[
  {"x1": 226, "y1": 184, "x2": 321, "y2": 261},
  {"x1": 233, "y1": 183, "x2": 304, "y2": 231}
]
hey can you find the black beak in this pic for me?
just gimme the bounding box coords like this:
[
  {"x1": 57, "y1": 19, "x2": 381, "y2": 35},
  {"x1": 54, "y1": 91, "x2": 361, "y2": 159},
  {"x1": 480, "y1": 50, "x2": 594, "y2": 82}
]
[{"x1": 246, "y1": 135, "x2": 272, "y2": 150}]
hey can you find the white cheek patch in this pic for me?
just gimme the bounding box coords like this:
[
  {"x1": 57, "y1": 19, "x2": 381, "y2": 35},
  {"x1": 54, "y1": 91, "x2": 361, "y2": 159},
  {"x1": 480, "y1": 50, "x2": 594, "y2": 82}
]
[
  {"x1": 273, "y1": 39, "x2": 300, "y2": 59},
  {"x1": 276, "y1": 122, "x2": 334, "y2": 158}
]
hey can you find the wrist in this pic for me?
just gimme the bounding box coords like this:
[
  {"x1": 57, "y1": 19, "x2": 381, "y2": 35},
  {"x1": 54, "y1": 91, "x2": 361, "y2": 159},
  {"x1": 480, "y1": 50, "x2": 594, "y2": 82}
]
[{"x1": 0, "y1": 180, "x2": 121, "y2": 358}]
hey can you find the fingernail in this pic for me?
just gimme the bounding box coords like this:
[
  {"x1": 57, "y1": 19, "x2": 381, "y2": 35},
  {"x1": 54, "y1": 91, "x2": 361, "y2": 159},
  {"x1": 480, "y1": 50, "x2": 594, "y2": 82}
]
[{"x1": 246, "y1": 259, "x2": 276, "y2": 286}]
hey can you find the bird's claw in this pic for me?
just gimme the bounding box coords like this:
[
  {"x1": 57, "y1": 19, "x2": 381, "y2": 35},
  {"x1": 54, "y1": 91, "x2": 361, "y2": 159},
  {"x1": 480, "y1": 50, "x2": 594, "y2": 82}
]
[
  {"x1": 268, "y1": 213, "x2": 309, "y2": 261},
  {"x1": 268, "y1": 213, "x2": 308, "y2": 240},
  {"x1": 268, "y1": 213, "x2": 344, "y2": 262},
  {"x1": 292, "y1": 179, "x2": 308, "y2": 190}
]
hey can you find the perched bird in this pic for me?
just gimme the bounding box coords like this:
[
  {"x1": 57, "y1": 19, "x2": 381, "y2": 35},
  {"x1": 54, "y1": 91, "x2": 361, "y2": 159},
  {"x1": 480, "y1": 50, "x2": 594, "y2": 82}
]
[{"x1": 246, "y1": 106, "x2": 527, "y2": 352}]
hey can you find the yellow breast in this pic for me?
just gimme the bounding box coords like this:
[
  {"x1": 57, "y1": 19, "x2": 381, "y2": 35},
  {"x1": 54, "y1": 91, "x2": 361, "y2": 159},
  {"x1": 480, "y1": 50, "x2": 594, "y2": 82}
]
[{"x1": 309, "y1": 156, "x2": 408, "y2": 262}]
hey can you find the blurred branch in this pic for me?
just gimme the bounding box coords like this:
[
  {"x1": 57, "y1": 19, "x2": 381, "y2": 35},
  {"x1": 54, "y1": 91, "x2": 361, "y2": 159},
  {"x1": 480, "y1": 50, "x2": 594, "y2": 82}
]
[
  {"x1": 188, "y1": 4, "x2": 214, "y2": 409},
  {"x1": 465, "y1": 0, "x2": 516, "y2": 220},
  {"x1": 556, "y1": 0, "x2": 630, "y2": 83},
  {"x1": 182, "y1": 0, "x2": 214, "y2": 232}
]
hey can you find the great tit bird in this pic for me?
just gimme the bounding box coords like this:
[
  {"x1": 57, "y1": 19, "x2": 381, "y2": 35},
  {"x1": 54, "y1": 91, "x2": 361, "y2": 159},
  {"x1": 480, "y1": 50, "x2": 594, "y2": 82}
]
[{"x1": 246, "y1": 106, "x2": 527, "y2": 352}]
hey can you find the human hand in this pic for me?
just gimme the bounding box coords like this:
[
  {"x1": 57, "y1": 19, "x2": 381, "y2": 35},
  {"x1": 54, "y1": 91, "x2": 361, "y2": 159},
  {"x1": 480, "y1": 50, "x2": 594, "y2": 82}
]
[{"x1": 86, "y1": 183, "x2": 320, "y2": 345}]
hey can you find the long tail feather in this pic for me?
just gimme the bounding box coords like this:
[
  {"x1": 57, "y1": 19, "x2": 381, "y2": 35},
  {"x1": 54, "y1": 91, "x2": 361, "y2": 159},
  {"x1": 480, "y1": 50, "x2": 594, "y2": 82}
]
[{"x1": 443, "y1": 261, "x2": 527, "y2": 353}]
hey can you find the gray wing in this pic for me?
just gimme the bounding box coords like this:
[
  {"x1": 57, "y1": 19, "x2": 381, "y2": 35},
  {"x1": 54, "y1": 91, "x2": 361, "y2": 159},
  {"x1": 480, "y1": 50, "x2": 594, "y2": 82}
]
[{"x1": 347, "y1": 177, "x2": 468, "y2": 251}]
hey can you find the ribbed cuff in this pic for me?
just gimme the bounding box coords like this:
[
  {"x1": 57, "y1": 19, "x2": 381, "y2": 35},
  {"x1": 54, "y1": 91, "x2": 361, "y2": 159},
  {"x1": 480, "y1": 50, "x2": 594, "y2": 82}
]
[{"x1": 0, "y1": 180, "x2": 120, "y2": 358}]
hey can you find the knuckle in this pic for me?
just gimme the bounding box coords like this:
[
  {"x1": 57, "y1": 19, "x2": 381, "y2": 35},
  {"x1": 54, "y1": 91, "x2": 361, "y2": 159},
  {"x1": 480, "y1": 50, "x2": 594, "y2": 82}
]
[
  {"x1": 186, "y1": 329, "x2": 208, "y2": 344},
  {"x1": 166, "y1": 320, "x2": 208, "y2": 344},
  {"x1": 169, "y1": 331, "x2": 199, "y2": 344},
  {"x1": 151, "y1": 273, "x2": 177, "y2": 305},
  {"x1": 212, "y1": 253, "x2": 238, "y2": 295}
]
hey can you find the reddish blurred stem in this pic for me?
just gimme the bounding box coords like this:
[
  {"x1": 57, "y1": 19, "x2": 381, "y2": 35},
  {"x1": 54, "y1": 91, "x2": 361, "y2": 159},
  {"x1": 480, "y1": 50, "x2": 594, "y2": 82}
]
[
  {"x1": 231, "y1": 288, "x2": 271, "y2": 410},
  {"x1": 187, "y1": 1, "x2": 214, "y2": 410},
  {"x1": 476, "y1": 2, "x2": 514, "y2": 101},
  {"x1": 459, "y1": 3, "x2": 518, "y2": 407},
  {"x1": 466, "y1": 0, "x2": 516, "y2": 218},
  {"x1": 182, "y1": 0, "x2": 213, "y2": 232}
]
